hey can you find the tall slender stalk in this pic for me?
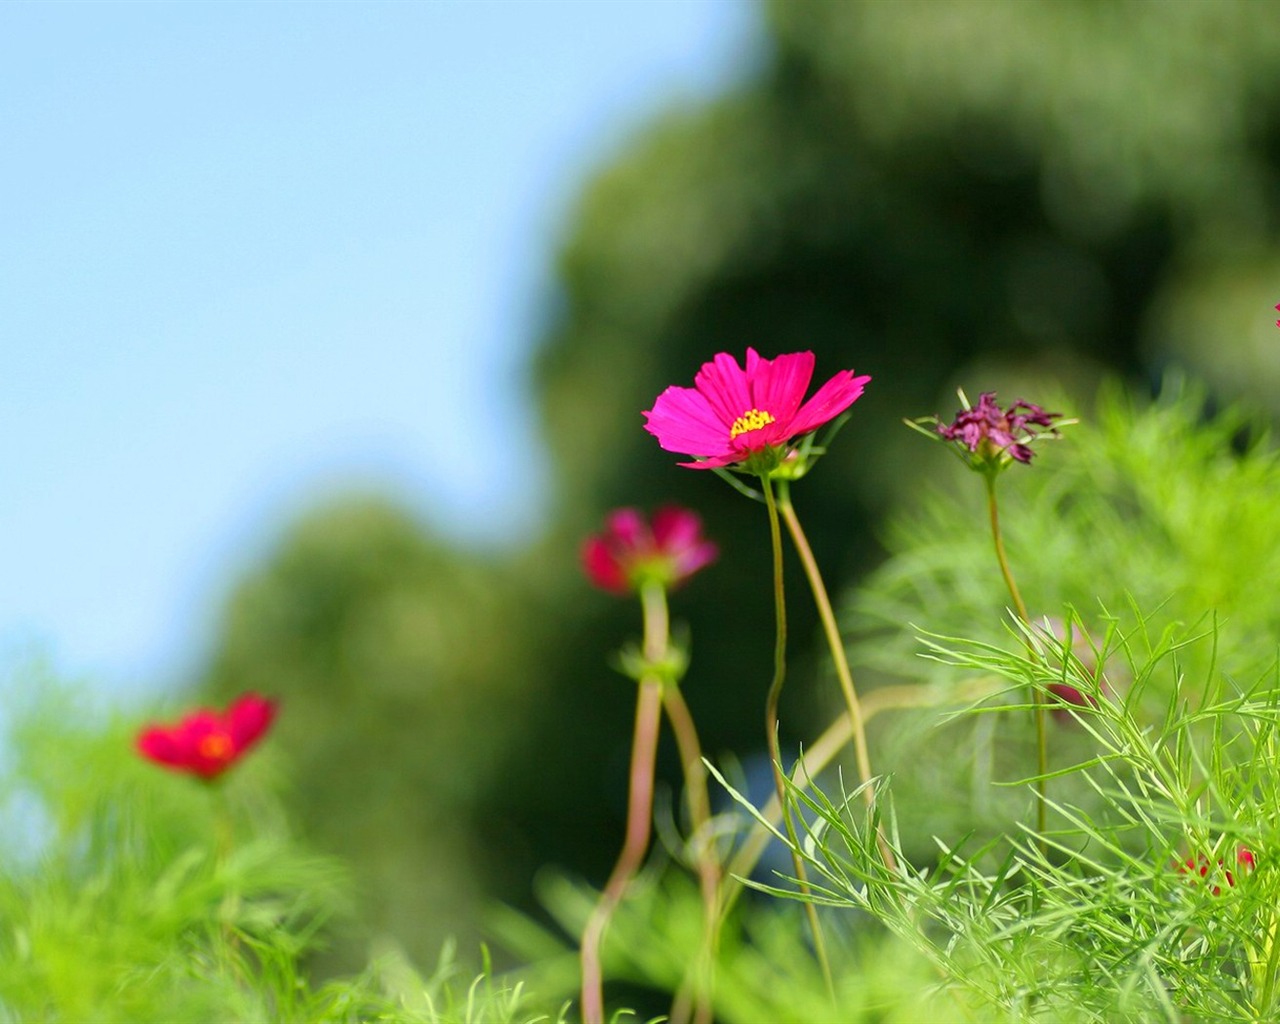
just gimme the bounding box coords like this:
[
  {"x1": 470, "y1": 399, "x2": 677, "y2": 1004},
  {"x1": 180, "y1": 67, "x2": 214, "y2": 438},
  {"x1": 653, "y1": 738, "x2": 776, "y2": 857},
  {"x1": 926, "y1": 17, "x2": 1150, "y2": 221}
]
[
  {"x1": 776, "y1": 481, "x2": 895, "y2": 874},
  {"x1": 661, "y1": 682, "x2": 718, "y2": 1024},
  {"x1": 984, "y1": 472, "x2": 1047, "y2": 841},
  {"x1": 580, "y1": 580, "x2": 669, "y2": 1024},
  {"x1": 760, "y1": 474, "x2": 835, "y2": 1002}
]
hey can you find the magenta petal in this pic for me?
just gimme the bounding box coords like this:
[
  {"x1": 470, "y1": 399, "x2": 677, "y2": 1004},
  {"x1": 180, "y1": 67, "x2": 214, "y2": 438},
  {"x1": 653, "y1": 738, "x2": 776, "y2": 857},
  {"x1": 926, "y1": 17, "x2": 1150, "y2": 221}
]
[
  {"x1": 228, "y1": 694, "x2": 277, "y2": 749},
  {"x1": 787, "y1": 371, "x2": 870, "y2": 438},
  {"x1": 692, "y1": 351, "x2": 752, "y2": 427},
  {"x1": 749, "y1": 350, "x2": 815, "y2": 426},
  {"x1": 674, "y1": 540, "x2": 718, "y2": 578},
  {"x1": 604, "y1": 508, "x2": 646, "y2": 550},
  {"x1": 581, "y1": 536, "x2": 628, "y2": 593},
  {"x1": 650, "y1": 506, "x2": 700, "y2": 550},
  {"x1": 137, "y1": 728, "x2": 184, "y2": 767},
  {"x1": 676, "y1": 452, "x2": 742, "y2": 469},
  {"x1": 644, "y1": 386, "x2": 734, "y2": 457}
]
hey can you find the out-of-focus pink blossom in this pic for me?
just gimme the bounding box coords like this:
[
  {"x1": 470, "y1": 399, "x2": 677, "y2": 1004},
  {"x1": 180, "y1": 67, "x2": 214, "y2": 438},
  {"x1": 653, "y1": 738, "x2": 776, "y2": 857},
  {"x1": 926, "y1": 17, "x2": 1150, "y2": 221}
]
[
  {"x1": 137, "y1": 693, "x2": 277, "y2": 781},
  {"x1": 581, "y1": 506, "x2": 717, "y2": 595},
  {"x1": 1176, "y1": 845, "x2": 1256, "y2": 896}
]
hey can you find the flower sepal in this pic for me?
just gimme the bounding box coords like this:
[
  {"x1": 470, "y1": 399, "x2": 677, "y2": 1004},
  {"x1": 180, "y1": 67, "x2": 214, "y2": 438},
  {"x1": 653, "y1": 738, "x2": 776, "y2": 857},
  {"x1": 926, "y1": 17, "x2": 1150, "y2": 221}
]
[{"x1": 612, "y1": 631, "x2": 690, "y2": 688}]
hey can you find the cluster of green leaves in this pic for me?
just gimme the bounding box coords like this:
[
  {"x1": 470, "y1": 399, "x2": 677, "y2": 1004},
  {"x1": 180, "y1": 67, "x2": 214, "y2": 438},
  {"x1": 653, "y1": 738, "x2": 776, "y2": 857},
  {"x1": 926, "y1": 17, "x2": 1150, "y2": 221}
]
[
  {"x1": 738, "y1": 605, "x2": 1280, "y2": 1021},
  {"x1": 0, "y1": 675, "x2": 557, "y2": 1023},
  {"x1": 846, "y1": 381, "x2": 1280, "y2": 852}
]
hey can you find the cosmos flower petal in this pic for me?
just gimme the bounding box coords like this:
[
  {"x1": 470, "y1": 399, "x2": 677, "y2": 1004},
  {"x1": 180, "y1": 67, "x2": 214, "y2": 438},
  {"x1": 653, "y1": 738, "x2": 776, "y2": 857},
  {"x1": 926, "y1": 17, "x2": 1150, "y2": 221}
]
[
  {"x1": 137, "y1": 728, "x2": 185, "y2": 767},
  {"x1": 644, "y1": 386, "x2": 735, "y2": 457},
  {"x1": 692, "y1": 351, "x2": 753, "y2": 426},
  {"x1": 650, "y1": 506, "x2": 700, "y2": 550},
  {"x1": 787, "y1": 371, "x2": 871, "y2": 437},
  {"x1": 604, "y1": 508, "x2": 646, "y2": 551},
  {"x1": 650, "y1": 507, "x2": 717, "y2": 576},
  {"x1": 676, "y1": 452, "x2": 743, "y2": 469},
  {"x1": 227, "y1": 694, "x2": 278, "y2": 749},
  {"x1": 581, "y1": 535, "x2": 630, "y2": 593},
  {"x1": 748, "y1": 350, "x2": 815, "y2": 423}
]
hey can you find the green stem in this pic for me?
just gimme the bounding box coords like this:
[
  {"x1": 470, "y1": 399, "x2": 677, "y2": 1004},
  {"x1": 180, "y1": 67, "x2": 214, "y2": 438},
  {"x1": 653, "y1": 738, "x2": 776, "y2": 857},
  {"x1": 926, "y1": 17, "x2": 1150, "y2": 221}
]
[
  {"x1": 985, "y1": 473, "x2": 1047, "y2": 844},
  {"x1": 716, "y1": 674, "x2": 1004, "y2": 923},
  {"x1": 661, "y1": 682, "x2": 719, "y2": 1024},
  {"x1": 761, "y1": 474, "x2": 835, "y2": 1003},
  {"x1": 776, "y1": 481, "x2": 895, "y2": 874},
  {"x1": 580, "y1": 581, "x2": 668, "y2": 1024},
  {"x1": 1257, "y1": 913, "x2": 1280, "y2": 1019}
]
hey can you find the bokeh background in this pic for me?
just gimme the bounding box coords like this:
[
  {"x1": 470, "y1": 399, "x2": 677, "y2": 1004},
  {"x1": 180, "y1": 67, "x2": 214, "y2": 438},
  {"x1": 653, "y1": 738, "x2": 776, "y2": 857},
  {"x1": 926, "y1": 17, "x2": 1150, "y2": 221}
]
[{"x1": 5, "y1": 0, "x2": 1280, "y2": 974}]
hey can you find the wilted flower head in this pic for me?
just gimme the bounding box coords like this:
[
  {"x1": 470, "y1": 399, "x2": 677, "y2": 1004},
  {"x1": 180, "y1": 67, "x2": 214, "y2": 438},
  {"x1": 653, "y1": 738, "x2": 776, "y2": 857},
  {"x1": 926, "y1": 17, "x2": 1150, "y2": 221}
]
[
  {"x1": 643, "y1": 349, "x2": 870, "y2": 474},
  {"x1": 1177, "y1": 845, "x2": 1256, "y2": 896},
  {"x1": 582, "y1": 506, "x2": 717, "y2": 595},
  {"x1": 137, "y1": 693, "x2": 278, "y2": 781},
  {"x1": 930, "y1": 391, "x2": 1062, "y2": 470}
]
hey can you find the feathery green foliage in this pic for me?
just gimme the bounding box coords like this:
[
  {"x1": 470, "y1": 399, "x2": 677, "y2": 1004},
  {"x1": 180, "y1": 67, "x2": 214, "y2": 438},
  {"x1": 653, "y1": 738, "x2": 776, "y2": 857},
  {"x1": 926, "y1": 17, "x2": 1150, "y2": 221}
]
[{"x1": 0, "y1": 676, "x2": 561, "y2": 1023}]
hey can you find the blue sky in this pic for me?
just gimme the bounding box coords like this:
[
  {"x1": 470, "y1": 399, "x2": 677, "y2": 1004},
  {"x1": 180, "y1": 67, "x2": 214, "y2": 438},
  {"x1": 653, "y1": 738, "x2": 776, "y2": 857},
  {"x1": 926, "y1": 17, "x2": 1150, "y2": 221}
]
[{"x1": 0, "y1": 0, "x2": 755, "y2": 694}]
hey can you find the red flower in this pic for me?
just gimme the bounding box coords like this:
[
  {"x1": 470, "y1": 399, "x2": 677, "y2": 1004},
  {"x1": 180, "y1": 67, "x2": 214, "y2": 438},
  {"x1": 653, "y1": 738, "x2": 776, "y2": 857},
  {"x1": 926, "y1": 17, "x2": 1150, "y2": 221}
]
[
  {"x1": 136, "y1": 693, "x2": 278, "y2": 780},
  {"x1": 1176, "y1": 845, "x2": 1256, "y2": 896},
  {"x1": 582, "y1": 506, "x2": 717, "y2": 595},
  {"x1": 643, "y1": 349, "x2": 870, "y2": 472}
]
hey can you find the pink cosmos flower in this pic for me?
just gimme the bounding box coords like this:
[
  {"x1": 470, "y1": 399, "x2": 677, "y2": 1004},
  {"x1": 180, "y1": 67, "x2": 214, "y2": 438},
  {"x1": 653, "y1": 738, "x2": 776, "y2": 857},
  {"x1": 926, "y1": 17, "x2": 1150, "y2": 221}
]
[
  {"x1": 582, "y1": 506, "x2": 717, "y2": 595},
  {"x1": 643, "y1": 349, "x2": 871, "y2": 471},
  {"x1": 137, "y1": 693, "x2": 278, "y2": 781}
]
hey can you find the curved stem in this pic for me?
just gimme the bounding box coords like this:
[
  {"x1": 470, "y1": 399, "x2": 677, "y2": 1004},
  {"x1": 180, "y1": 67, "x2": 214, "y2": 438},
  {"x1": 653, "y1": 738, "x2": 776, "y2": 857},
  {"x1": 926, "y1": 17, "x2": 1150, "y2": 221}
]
[
  {"x1": 776, "y1": 481, "x2": 895, "y2": 874},
  {"x1": 661, "y1": 683, "x2": 718, "y2": 1024},
  {"x1": 718, "y1": 675, "x2": 1002, "y2": 922},
  {"x1": 580, "y1": 581, "x2": 669, "y2": 1024},
  {"x1": 985, "y1": 473, "x2": 1047, "y2": 843},
  {"x1": 761, "y1": 474, "x2": 835, "y2": 1002}
]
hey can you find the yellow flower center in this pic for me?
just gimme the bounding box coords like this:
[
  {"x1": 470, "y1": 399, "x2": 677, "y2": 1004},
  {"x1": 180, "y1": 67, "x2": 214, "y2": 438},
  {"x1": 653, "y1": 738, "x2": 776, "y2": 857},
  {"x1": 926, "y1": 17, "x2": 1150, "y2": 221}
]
[
  {"x1": 199, "y1": 731, "x2": 234, "y2": 762},
  {"x1": 729, "y1": 408, "x2": 776, "y2": 439}
]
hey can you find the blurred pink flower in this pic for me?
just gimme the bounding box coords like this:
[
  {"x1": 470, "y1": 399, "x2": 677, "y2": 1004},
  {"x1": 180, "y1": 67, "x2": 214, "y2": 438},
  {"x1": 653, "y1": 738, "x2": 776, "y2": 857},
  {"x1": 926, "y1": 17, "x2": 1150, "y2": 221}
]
[
  {"x1": 1046, "y1": 681, "x2": 1099, "y2": 722},
  {"x1": 1177, "y1": 845, "x2": 1256, "y2": 896},
  {"x1": 582, "y1": 506, "x2": 717, "y2": 595},
  {"x1": 137, "y1": 693, "x2": 278, "y2": 780},
  {"x1": 643, "y1": 349, "x2": 870, "y2": 471}
]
